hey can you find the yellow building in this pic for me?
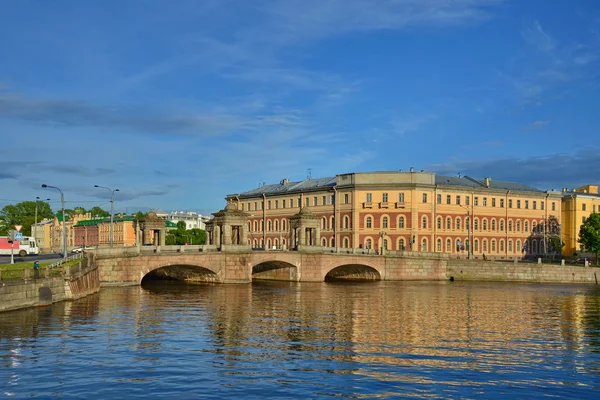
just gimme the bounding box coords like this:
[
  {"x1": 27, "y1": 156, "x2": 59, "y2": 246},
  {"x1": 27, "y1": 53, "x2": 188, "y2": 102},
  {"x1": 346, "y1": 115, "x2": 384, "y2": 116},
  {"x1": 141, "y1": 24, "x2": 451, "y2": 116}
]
[
  {"x1": 561, "y1": 185, "x2": 600, "y2": 256},
  {"x1": 97, "y1": 217, "x2": 137, "y2": 246},
  {"x1": 227, "y1": 171, "x2": 562, "y2": 260}
]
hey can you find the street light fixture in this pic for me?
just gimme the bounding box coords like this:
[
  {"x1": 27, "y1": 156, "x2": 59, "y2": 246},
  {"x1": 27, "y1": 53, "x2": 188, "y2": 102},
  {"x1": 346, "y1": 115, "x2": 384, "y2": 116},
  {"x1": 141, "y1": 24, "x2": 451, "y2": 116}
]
[
  {"x1": 42, "y1": 184, "x2": 67, "y2": 259},
  {"x1": 94, "y1": 185, "x2": 119, "y2": 248}
]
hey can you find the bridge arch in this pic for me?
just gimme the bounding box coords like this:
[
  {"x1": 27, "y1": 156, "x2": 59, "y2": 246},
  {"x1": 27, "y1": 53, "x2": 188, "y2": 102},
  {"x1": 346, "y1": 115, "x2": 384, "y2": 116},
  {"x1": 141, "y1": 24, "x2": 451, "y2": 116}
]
[
  {"x1": 324, "y1": 264, "x2": 382, "y2": 281},
  {"x1": 142, "y1": 263, "x2": 220, "y2": 283},
  {"x1": 252, "y1": 259, "x2": 298, "y2": 281}
]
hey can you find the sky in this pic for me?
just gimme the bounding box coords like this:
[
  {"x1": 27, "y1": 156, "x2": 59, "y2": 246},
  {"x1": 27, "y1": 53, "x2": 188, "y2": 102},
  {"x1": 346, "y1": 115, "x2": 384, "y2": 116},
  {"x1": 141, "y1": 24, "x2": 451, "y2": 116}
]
[{"x1": 1, "y1": 0, "x2": 600, "y2": 215}]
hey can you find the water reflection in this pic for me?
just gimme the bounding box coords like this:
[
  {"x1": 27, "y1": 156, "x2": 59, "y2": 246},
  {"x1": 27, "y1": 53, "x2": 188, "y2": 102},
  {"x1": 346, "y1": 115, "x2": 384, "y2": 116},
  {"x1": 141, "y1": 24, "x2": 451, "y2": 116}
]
[{"x1": 1, "y1": 281, "x2": 600, "y2": 398}]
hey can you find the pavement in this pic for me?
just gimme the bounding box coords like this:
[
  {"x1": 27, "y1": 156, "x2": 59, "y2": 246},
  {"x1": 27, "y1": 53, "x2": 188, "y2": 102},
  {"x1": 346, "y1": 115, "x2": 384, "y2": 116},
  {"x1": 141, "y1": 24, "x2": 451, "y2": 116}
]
[{"x1": 0, "y1": 253, "x2": 64, "y2": 265}]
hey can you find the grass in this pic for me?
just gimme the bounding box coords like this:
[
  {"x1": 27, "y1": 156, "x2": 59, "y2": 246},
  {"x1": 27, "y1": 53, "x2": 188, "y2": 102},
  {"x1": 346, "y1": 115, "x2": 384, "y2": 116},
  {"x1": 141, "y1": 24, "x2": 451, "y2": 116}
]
[{"x1": 0, "y1": 259, "x2": 84, "y2": 280}]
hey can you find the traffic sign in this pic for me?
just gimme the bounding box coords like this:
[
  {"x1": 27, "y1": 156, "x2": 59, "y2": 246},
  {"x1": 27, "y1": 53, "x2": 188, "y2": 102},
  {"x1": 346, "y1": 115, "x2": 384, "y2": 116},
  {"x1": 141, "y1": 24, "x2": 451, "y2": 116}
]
[
  {"x1": 14, "y1": 232, "x2": 23, "y2": 240},
  {"x1": 15, "y1": 225, "x2": 22, "y2": 232}
]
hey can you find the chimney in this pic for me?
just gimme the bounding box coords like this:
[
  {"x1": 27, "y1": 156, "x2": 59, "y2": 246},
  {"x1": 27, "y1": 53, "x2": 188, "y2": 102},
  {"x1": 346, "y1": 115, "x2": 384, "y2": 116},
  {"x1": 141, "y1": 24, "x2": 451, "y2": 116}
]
[
  {"x1": 280, "y1": 178, "x2": 289, "y2": 185},
  {"x1": 410, "y1": 167, "x2": 414, "y2": 172},
  {"x1": 484, "y1": 177, "x2": 491, "y2": 187}
]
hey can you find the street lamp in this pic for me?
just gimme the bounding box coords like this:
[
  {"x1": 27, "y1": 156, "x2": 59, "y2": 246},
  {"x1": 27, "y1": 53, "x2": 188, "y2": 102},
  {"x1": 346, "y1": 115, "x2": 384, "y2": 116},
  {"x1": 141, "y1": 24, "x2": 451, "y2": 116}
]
[
  {"x1": 379, "y1": 231, "x2": 385, "y2": 255},
  {"x1": 94, "y1": 185, "x2": 119, "y2": 248},
  {"x1": 459, "y1": 204, "x2": 473, "y2": 260},
  {"x1": 42, "y1": 184, "x2": 67, "y2": 259}
]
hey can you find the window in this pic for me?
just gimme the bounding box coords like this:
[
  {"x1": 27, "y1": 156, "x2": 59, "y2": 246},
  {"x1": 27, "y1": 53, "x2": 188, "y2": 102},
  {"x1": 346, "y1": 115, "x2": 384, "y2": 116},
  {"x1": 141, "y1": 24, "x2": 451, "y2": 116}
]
[
  {"x1": 516, "y1": 221, "x2": 521, "y2": 232},
  {"x1": 483, "y1": 219, "x2": 488, "y2": 230},
  {"x1": 500, "y1": 220, "x2": 504, "y2": 231},
  {"x1": 254, "y1": 202, "x2": 258, "y2": 211},
  {"x1": 582, "y1": 216, "x2": 586, "y2": 223},
  {"x1": 525, "y1": 200, "x2": 529, "y2": 209},
  {"x1": 305, "y1": 198, "x2": 309, "y2": 207},
  {"x1": 500, "y1": 240, "x2": 504, "y2": 252},
  {"x1": 509, "y1": 199, "x2": 513, "y2": 208},
  {"x1": 474, "y1": 219, "x2": 479, "y2": 230},
  {"x1": 366, "y1": 217, "x2": 372, "y2": 229},
  {"x1": 437, "y1": 217, "x2": 442, "y2": 229},
  {"x1": 456, "y1": 217, "x2": 461, "y2": 230},
  {"x1": 382, "y1": 217, "x2": 388, "y2": 229},
  {"x1": 491, "y1": 240, "x2": 496, "y2": 252},
  {"x1": 343, "y1": 238, "x2": 349, "y2": 248},
  {"x1": 446, "y1": 195, "x2": 451, "y2": 204},
  {"x1": 456, "y1": 195, "x2": 461, "y2": 205},
  {"x1": 483, "y1": 239, "x2": 488, "y2": 252},
  {"x1": 282, "y1": 199, "x2": 286, "y2": 209},
  {"x1": 344, "y1": 216, "x2": 349, "y2": 229},
  {"x1": 517, "y1": 240, "x2": 522, "y2": 253},
  {"x1": 466, "y1": 197, "x2": 470, "y2": 206},
  {"x1": 399, "y1": 238, "x2": 405, "y2": 250},
  {"x1": 267, "y1": 220, "x2": 272, "y2": 231},
  {"x1": 282, "y1": 219, "x2": 287, "y2": 231},
  {"x1": 446, "y1": 238, "x2": 452, "y2": 252},
  {"x1": 541, "y1": 202, "x2": 544, "y2": 210},
  {"x1": 421, "y1": 238, "x2": 427, "y2": 252},
  {"x1": 583, "y1": 203, "x2": 587, "y2": 211},
  {"x1": 483, "y1": 197, "x2": 487, "y2": 206},
  {"x1": 533, "y1": 201, "x2": 537, "y2": 210},
  {"x1": 474, "y1": 239, "x2": 479, "y2": 252},
  {"x1": 344, "y1": 194, "x2": 349, "y2": 204},
  {"x1": 383, "y1": 239, "x2": 388, "y2": 250},
  {"x1": 268, "y1": 200, "x2": 271, "y2": 209},
  {"x1": 313, "y1": 197, "x2": 317, "y2": 206},
  {"x1": 322, "y1": 238, "x2": 327, "y2": 246},
  {"x1": 500, "y1": 199, "x2": 504, "y2": 208},
  {"x1": 366, "y1": 239, "x2": 372, "y2": 249},
  {"x1": 552, "y1": 202, "x2": 556, "y2": 211},
  {"x1": 241, "y1": 203, "x2": 244, "y2": 211},
  {"x1": 399, "y1": 192, "x2": 405, "y2": 202},
  {"x1": 423, "y1": 193, "x2": 428, "y2": 203},
  {"x1": 322, "y1": 196, "x2": 326, "y2": 205},
  {"x1": 491, "y1": 219, "x2": 496, "y2": 231},
  {"x1": 383, "y1": 193, "x2": 389, "y2": 203},
  {"x1": 517, "y1": 200, "x2": 521, "y2": 209},
  {"x1": 508, "y1": 220, "x2": 513, "y2": 231},
  {"x1": 446, "y1": 217, "x2": 451, "y2": 229},
  {"x1": 422, "y1": 216, "x2": 427, "y2": 229},
  {"x1": 399, "y1": 216, "x2": 405, "y2": 229},
  {"x1": 525, "y1": 221, "x2": 529, "y2": 232},
  {"x1": 366, "y1": 193, "x2": 372, "y2": 203},
  {"x1": 474, "y1": 197, "x2": 479, "y2": 206},
  {"x1": 437, "y1": 238, "x2": 442, "y2": 252},
  {"x1": 508, "y1": 240, "x2": 513, "y2": 252},
  {"x1": 492, "y1": 198, "x2": 496, "y2": 207},
  {"x1": 274, "y1": 220, "x2": 279, "y2": 231},
  {"x1": 322, "y1": 218, "x2": 326, "y2": 229},
  {"x1": 437, "y1": 194, "x2": 442, "y2": 204}
]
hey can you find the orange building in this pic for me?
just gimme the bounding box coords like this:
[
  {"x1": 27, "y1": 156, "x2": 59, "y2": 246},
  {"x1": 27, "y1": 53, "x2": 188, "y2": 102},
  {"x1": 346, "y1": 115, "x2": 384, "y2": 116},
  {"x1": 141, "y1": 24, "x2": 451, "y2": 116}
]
[{"x1": 227, "y1": 171, "x2": 562, "y2": 260}]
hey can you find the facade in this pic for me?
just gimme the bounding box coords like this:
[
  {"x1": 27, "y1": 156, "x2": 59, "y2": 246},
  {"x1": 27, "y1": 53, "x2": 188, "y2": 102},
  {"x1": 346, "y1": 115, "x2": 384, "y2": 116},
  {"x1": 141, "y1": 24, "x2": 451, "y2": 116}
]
[
  {"x1": 165, "y1": 211, "x2": 210, "y2": 230},
  {"x1": 561, "y1": 185, "x2": 600, "y2": 255},
  {"x1": 227, "y1": 171, "x2": 563, "y2": 259},
  {"x1": 72, "y1": 216, "x2": 137, "y2": 248},
  {"x1": 31, "y1": 220, "x2": 53, "y2": 250}
]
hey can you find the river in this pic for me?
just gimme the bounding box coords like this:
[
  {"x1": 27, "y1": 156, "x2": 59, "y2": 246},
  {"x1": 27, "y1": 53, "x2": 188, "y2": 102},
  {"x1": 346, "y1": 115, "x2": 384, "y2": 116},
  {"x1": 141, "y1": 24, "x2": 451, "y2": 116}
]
[{"x1": 1, "y1": 280, "x2": 600, "y2": 399}]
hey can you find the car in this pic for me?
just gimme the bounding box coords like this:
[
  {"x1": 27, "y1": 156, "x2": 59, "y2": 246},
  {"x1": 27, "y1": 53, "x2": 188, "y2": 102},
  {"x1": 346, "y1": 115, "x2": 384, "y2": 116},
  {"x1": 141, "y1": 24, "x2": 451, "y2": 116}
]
[
  {"x1": 574, "y1": 258, "x2": 594, "y2": 266},
  {"x1": 71, "y1": 246, "x2": 94, "y2": 253}
]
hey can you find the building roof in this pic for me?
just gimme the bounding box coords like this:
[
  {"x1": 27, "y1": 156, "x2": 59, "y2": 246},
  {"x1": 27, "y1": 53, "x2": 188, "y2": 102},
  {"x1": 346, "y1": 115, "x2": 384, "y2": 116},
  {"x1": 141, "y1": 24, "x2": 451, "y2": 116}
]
[
  {"x1": 74, "y1": 216, "x2": 136, "y2": 227},
  {"x1": 231, "y1": 173, "x2": 546, "y2": 198},
  {"x1": 435, "y1": 175, "x2": 544, "y2": 193}
]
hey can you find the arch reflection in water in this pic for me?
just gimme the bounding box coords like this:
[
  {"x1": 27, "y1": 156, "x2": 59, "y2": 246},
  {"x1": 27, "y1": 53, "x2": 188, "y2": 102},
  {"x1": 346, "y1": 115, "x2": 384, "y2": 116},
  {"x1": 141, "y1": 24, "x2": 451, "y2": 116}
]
[
  {"x1": 325, "y1": 264, "x2": 381, "y2": 281},
  {"x1": 252, "y1": 260, "x2": 297, "y2": 281},
  {"x1": 142, "y1": 264, "x2": 219, "y2": 283}
]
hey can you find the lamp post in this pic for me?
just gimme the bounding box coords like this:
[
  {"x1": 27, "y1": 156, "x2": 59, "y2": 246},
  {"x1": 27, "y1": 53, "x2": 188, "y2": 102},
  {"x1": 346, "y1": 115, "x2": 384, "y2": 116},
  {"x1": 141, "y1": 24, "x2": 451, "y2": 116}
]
[
  {"x1": 42, "y1": 184, "x2": 67, "y2": 259},
  {"x1": 459, "y1": 204, "x2": 473, "y2": 260},
  {"x1": 94, "y1": 185, "x2": 119, "y2": 248},
  {"x1": 379, "y1": 231, "x2": 385, "y2": 255}
]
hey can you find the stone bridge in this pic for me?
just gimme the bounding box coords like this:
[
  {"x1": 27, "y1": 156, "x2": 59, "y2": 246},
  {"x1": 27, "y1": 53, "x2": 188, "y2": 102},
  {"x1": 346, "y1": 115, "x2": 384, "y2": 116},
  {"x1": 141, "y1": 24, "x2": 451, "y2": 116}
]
[{"x1": 89, "y1": 246, "x2": 449, "y2": 286}]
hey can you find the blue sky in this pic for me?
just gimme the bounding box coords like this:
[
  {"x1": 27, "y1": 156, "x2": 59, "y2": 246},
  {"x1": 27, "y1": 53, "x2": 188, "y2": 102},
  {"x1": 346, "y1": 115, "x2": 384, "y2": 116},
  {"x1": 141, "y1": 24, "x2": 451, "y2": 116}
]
[{"x1": 2, "y1": 0, "x2": 600, "y2": 215}]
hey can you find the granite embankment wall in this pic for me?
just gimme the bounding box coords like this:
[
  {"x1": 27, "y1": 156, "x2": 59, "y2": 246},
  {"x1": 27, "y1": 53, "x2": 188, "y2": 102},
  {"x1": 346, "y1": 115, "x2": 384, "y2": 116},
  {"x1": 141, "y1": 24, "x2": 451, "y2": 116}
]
[
  {"x1": 0, "y1": 259, "x2": 100, "y2": 313},
  {"x1": 447, "y1": 259, "x2": 600, "y2": 284}
]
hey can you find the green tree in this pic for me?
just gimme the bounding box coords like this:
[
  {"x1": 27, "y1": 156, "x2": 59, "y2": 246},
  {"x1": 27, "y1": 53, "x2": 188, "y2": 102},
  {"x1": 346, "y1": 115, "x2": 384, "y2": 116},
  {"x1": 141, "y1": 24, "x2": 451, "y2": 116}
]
[
  {"x1": 89, "y1": 206, "x2": 109, "y2": 218},
  {"x1": 578, "y1": 213, "x2": 600, "y2": 265},
  {"x1": 0, "y1": 201, "x2": 54, "y2": 236},
  {"x1": 134, "y1": 211, "x2": 147, "y2": 221}
]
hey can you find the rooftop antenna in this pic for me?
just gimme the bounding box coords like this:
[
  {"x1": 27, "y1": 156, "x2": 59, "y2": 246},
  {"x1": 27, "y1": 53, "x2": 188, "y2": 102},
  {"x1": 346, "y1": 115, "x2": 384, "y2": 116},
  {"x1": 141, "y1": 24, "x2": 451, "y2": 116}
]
[{"x1": 307, "y1": 168, "x2": 312, "y2": 180}]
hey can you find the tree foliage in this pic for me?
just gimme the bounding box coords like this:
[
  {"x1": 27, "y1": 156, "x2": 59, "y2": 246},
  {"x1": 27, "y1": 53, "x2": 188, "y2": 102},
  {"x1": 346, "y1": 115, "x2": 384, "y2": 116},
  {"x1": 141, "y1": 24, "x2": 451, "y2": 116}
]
[
  {"x1": 89, "y1": 206, "x2": 109, "y2": 218},
  {"x1": 0, "y1": 201, "x2": 54, "y2": 236},
  {"x1": 579, "y1": 213, "x2": 600, "y2": 264},
  {"x1": 166, "y1": 223, "x2": 207, "y2": 246}
]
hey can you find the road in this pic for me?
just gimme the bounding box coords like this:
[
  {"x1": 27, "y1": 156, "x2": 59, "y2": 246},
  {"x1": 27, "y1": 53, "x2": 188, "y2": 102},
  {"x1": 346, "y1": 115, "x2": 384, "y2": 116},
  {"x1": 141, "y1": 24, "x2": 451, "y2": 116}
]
[{"x1": 0, "y1": 253, "x2": 64, "y2": 265}]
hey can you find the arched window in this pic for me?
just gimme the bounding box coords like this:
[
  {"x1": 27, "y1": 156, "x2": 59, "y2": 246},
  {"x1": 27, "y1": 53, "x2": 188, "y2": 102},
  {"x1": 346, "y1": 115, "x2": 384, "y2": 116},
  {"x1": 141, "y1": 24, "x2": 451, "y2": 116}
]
[
  {"x1": 540, "y1": 240, "x2": 545, "y2": 254},
  {"x1": 474, "y1": 218, "x2": 479, "y2": 230},
  {"x1": 483, "y1": 239, "x2": 488, "y2": 252},
  {"x1": 260, "y1": 220, "x2": 264, "y2": 231},
  {"x1": 517, "y1": 240, "x2": 522, "y2": 253},
  {"x1": 366, "y1": 238, "x2": 372, "y2": 249},
  {"x1": 382, "y1": 216, "x2": 388, "y2": 229},
  {"x1": 383, "y1": 239, "x2": 388, "y2": 250},
  {"x1": 500, "y1": 240, "x2": 504, "y2": 252},
  {"x1": 399, "y1": 238, "x2": 405, "y2": 250},
  {"x1": 343, "y1": 237, "x2": 349, "y2": 248},
  {"x1": 437, "y1": 217, "x2": 442, "y2": 229},
  {"x1": 421, "y1": 238, "x2": 427, "y2": 252},
  {"x1": 422, "y1": 216, "x2": 427, "y2": 229},
  {"x1": 500, "y1": 219, "x2": 505, "y2": 231},
  {"x1": 456, "y1": 239, "x2": 462, "y2": 252},
  {"x1": 532, "y1": 240, "x2": 538, "y2": 253},
  {"x1": 525, "y1": 221, "x2": 529, "y2": 232},
  {"x1": 446, "y1": 217, "x2": 451, "y2": 229},
  {"x1": 491, "y1": 239, "x2": 496, "y2": 252},
  {"x1": 253, "y1": 239, "x2": 258, "y2": 248},
  {"x1": 282, "y1": 219, "x2": 287, "y2": 231},
  {"x1": 344, "y1": 216, "x2": 349, "y2": 229},
  {"x1": 330, "y1": 216, "x2": 334, "y2": 231},
  {"x1": 474, "y1": 239, "x2": 479, "y2": 252},
  {"x1": 282, "y1": 239, "x2": 286, "y2": 246},
  {"x1": 483, "y1": 219, "x2": 488, "y2": 231},
  {"x1": 437, "y1": 238, "x2": 442, "y2": 252},
  {"x1": 267, "y1": 220, "x2": 272, "y2": 231},
  {"x1": 508, "y1": 240, "x2": 513, "y2": 252},
  {"x1": 248, "y1": 221, "x2": 251, "y2": 231},
  {"x1": 274, "y1": 219, "x2": 279, "y2": 231},
  {"x1": 516, "y1": 221, "x2": 521, "y2": 232},
  {"x1": 274, "y1": 239, "x2": 279, "y2": 248},
  {"x1": 532, "y1": 221, "x2": 537, "y2": 233},
  {"x1": 491, "y1": 219, "x2": 496, "y2": 231},
  {"x1": 330, "y1": 237, "x2": 335, "y2": 247},
  {"x1": 366, "y1": 216, "x2": 372, "y2": 229},
  {"x1": 508, "y1": 220, "x2": 513, "y2": 231},
  {"x1": 446, "y1": 238, "x2": 451, "y2": 252},
  {"x1": 456, "y1": 217, "x2": 461, "y2": 230},
  {"x1": 322, "y1": 218, "x2": 326, "y2": 229},
  {"x1": 322, "y1": 238, "x2": 327, "y2": 246},
  {"x1": 267, "y1": 239, "x2": 272, "y2": 248},
  {"x1": 399, "y1": 216, "x2": 405, "y2": 229}
]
